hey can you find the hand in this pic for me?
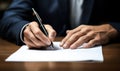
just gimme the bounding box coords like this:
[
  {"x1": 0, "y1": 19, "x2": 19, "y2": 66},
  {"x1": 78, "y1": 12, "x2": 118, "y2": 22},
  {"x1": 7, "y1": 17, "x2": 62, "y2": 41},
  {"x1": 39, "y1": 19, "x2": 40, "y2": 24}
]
[
  {"x1": 23, "y1": 21, "x2": 56, "y2": 48},
  {"x1": 60, "y1": 24, "x2": 118, "y2": 49}
]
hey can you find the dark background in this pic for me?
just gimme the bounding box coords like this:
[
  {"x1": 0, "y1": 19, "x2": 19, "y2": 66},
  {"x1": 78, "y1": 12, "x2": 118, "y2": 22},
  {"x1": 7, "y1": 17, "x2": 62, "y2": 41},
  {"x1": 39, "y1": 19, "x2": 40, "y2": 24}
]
[{"x1": 0, "y1": 0, "x2": 12, "y2": 19}]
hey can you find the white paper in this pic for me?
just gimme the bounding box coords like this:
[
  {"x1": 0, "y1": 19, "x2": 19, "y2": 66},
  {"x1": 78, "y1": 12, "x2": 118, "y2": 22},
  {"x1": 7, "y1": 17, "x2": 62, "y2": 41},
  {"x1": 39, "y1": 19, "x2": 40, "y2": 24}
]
[{"x1": 5, "y1": 42, "x2": 104, "y2": 62}]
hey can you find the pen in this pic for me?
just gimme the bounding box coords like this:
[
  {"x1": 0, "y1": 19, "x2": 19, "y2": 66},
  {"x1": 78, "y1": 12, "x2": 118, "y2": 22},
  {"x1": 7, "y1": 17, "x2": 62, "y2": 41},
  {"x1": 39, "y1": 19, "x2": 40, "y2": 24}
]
[{"x1": 32, "y1": 8, "x2": 54, "y2": 48}]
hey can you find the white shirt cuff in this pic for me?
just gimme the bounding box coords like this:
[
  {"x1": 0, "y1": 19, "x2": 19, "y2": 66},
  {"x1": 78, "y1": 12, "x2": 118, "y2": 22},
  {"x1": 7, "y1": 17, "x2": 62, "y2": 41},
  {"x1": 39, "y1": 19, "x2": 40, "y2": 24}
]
[{"x1": 20, "y1": 24, "x2": 29, "y2": 43}]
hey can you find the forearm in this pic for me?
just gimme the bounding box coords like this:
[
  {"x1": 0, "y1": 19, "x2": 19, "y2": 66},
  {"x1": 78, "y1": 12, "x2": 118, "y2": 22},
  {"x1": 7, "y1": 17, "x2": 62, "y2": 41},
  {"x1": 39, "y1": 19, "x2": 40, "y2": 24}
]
[{"x1": 0, "y1": 18, "x2": 29, "y2": 45}]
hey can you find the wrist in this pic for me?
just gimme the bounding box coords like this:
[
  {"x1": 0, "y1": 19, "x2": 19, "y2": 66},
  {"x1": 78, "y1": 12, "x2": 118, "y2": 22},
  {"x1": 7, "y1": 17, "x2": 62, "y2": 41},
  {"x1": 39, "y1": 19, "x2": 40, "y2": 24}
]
[{"x1": 101, "y1": 24, "x2": 118, "y2": 40}]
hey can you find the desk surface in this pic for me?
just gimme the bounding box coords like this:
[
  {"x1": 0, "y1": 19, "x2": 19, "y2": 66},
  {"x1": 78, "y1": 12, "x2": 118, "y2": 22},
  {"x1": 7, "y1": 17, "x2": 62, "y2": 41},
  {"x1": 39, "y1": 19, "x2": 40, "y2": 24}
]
[{"x1": 0, "y1": 37, "x2": 120, "y2": 71}]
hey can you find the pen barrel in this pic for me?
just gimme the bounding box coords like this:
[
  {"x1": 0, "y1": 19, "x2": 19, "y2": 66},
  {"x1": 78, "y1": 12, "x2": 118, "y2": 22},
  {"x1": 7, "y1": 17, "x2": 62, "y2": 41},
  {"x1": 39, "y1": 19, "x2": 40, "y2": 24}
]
[
  {"x1": 32, "y1": 8, "x2": 48, "y2": 36},
  {"x1": 39, "y1": 23, "x2": 48, "y2": 36},
  {"x1": 33, "y1": 15, "x2": 48, "y2": 36}
]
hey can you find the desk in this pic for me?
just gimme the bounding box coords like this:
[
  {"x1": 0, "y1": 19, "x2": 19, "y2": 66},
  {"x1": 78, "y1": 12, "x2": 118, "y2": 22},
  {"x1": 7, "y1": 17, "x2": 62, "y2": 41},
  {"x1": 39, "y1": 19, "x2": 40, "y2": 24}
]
[{"x1": 0, "y1": 37, "x2": 120, "y2": 71}]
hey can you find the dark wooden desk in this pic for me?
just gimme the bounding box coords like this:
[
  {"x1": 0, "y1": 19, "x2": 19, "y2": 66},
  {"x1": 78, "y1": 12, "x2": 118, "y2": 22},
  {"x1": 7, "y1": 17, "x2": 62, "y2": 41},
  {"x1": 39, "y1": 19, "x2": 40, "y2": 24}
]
[{"x1": 0, "y1": 37, "x2": 120, "y2": 71}]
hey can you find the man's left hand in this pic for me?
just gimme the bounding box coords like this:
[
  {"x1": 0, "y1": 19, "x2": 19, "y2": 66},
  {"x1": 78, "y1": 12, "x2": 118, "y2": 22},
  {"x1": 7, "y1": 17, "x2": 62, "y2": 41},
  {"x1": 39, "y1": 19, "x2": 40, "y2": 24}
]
[{"x1": 60, "y1": 24, "x2": 118, "y2": 49}]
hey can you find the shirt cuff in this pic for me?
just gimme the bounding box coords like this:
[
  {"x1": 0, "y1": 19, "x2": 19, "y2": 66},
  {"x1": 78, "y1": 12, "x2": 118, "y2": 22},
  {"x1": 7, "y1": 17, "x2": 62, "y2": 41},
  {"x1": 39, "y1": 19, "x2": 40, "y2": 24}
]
[{"x1": 20, "y1": 23, "x2": 29, "y2": 43}]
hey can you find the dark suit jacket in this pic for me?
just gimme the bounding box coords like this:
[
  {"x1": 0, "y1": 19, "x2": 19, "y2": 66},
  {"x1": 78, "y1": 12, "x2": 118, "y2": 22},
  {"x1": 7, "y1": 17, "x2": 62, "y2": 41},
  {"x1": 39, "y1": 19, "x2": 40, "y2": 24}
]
[{"x1": 0, "y1": 0, "x2": 120, "y2": 45}]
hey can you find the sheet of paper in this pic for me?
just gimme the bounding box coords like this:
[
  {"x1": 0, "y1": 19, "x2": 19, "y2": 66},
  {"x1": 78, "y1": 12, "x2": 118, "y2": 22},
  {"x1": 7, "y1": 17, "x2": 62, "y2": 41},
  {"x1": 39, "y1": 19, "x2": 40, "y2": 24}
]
[{"x1": 5, "y1": 42, "x2": 104, "y2": 62}]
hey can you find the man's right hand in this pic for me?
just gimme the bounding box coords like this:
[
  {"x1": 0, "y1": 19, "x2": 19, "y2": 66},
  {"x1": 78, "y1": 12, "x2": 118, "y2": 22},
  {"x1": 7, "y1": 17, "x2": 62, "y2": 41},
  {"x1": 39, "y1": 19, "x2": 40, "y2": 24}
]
[{"x1": 23, "y1": 21, "x2": 56, "y2": 48}]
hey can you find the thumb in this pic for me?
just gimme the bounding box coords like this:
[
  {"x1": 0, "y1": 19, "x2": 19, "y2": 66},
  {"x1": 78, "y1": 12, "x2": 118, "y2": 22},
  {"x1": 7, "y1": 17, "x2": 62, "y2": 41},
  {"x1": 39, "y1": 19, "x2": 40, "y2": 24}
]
[
  {"x1": 49, "y1": 31, "x2": 56, "y2": 41},
  {"x1": 45, "y1": 25, "x2": 56, "y2": 41}
]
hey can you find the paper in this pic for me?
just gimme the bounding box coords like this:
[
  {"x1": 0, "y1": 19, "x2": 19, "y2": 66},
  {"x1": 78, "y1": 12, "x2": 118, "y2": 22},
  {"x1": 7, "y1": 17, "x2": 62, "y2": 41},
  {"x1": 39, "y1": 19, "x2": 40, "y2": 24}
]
[{"x1": 5, "y1": 42, "x2": 104, "y2": 62}]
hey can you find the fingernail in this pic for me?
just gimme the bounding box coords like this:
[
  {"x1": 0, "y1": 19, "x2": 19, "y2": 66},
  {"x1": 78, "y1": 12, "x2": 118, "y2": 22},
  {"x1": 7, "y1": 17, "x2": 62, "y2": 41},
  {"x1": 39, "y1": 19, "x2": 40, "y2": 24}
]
[
  {"x1": 70, "y1": 44, "x2": 75, "y2": 49},
  {"x1": 63, "y1": 44, "x2": 68, "y2": 48},
  {"x1": 82, "y1": 43, "x2": 88, "y2": 48},
  {"x1": 60, "y1": 41, "x2": 64, "y2": 46}
]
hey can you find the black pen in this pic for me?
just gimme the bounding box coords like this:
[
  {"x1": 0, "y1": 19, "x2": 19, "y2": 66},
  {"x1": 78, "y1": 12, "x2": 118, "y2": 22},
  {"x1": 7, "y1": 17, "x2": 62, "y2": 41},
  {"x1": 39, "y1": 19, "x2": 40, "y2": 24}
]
[{"x1": 32, "y1": 8, "x2": 54, "y2": 48}]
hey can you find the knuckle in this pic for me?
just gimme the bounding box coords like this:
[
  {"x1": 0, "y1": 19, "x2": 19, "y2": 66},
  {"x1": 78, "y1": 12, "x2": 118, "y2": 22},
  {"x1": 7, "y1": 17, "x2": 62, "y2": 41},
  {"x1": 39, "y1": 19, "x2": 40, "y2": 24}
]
[
  {"x1": 67, "y1": 39, "x2": 72, "y2": 43},
  {"x1": 84, "y1": 27, "x2": 92, "y2": 32},
  {"x1": 89, "y1": 31, "x2": 97, "y2": 37},
  {"x1": 66, "y1": 39, "x2": 73, "y2": 46},
  {"x1": 52, "y1": 30, "x2": 56, "y2": 35},
  {"x1": 85, "y1": 35, "x2": 91, "y2": 39},
  {"x1": 68, "y1": 30, "x2": 74, "y2": 35},
  {"x1": 34, "y1": 30, "x2": 40, "y2": 35},
  {"x1": 29, "y1": 36, "x2": 35, "y2": 40},
  {"x1": 28, "y1": 22, "x2": 33, "y2": 27},
  {"x1": 80, "y1": 24, "x2": 86, "y2": 27},
  {"x1": 24, "y1": 29, "x2": 29, "y2": 35},
  {"x1": 95, "y1": 37, "x2": 101, "y2": 42},
  {"x1": 90, "y1": 31, "x2": 95, "y2": 34},
  {"x1": 73, "y1": 34, "x2": 80, "y2": 39},
  {"x1": 97, "y1": 34, "x2": 101, "y2": 40}
]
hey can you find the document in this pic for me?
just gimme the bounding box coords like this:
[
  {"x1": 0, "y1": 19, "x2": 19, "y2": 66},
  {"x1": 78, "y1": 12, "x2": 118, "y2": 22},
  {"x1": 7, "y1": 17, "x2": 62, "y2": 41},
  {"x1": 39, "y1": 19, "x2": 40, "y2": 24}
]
[{"x1": 5, "y1": 42, "x2": 104, "y2": 62}]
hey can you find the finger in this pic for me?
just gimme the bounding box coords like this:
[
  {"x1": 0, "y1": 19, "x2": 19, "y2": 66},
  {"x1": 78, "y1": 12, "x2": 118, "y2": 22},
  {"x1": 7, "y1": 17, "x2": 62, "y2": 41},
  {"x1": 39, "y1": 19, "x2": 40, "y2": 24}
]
[
  {"x1": 24, "y1": 37, "x2": 36, "y2": 48},
  {"x1": 60, "y1": 26, "x2": 82, "y2": 47},
  {"x1": 61, "y1": 25, "x2": 91, "y2": 45},
  {"x1": 69, "y1": 36, "x2": 87, "y2": 49},
  {"x1": 29, "y1": 22, "x2": 51, "y2": 45},
  {"x1": 69, "y1": 25, "x2": 83, "y2": 33},
  {"x1": 24, "y1": 25, "x2": 47, "y2": 48},
  {"x1": 61, "y1": 27, "x2": 92, "y2": 49},
  {"x1": 66, "y1": 30, "x2": 71, "y2": 34},
  {"x1": 62, "y1": 32, "x2": 83, "y2": 49},
  {"x1": 69, "y1": 25, "x2": 90, "y2": 34},
  {"x1": 45, "y1": 25, "x2": 56, "y2": 41},
  {"x1": 24, "y1": 37, "x2": 46, "y2": 48},
  {"x1": 60, "y1": 32, "x2": 72, "y2": 47},
  {"x1": 69, "y1": 31, "x2": 95, "y2": 49},
  {"x1": 60, "y1": 28, "x2": 81, "y2": 47},
  {"x1": 24, "y1": 25, "x2": 40, "y2": 45},
  {"x1": 24, "y1": 37, "x2": 45, "y2": 48},
  {"x1": 83, "y1": 38, "x2": 100, "y2": 48}
]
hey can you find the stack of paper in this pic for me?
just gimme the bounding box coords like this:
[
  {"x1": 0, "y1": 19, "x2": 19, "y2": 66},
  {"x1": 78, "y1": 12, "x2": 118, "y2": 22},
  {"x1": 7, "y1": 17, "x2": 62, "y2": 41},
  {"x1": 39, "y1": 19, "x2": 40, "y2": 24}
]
[{"x1": 5, "y1": 42, "x2": 104, "y2": 62}]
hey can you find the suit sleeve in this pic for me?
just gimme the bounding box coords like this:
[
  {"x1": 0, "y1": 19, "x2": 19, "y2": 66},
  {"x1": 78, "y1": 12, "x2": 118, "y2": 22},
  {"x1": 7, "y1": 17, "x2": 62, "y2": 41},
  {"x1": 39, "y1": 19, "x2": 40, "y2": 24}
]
[
  {"x1": 107, "y1": 1, "x2": 120, "y2": 32},
  {"x1": 0, "y1": 0, "x2": 33, "y2": 45}
]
